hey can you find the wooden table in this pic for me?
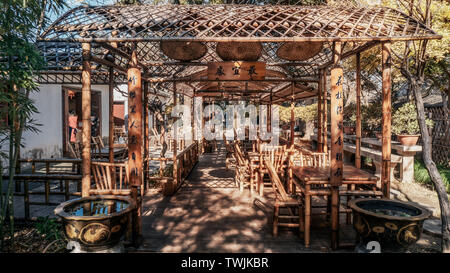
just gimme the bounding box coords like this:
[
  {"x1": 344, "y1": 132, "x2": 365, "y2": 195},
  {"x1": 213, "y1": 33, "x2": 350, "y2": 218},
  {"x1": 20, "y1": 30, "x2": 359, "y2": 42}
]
[{"x1": 292, "y1": 164, "x2": 379, "y2": 248}]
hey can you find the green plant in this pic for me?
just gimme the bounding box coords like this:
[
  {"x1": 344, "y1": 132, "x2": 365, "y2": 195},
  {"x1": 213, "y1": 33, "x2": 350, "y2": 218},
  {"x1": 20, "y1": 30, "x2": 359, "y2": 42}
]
[
  {"x1": 279, "y1": 103, "x2": 318, "y2": 123},
  {"x1": 343, "y1": 103, "x2": 357, "y2": 126},
  {"x1": 34, "y1": 216, "x2": 63, "y2": 241},
  {"x1": 392, "y1": 102, "x2": 434, "y2": 135},
  {"x1": 162, "y1": 164, "x2": 174, "y2": 177},
  {"x1": 361, "y1": 103, "x2": 383, "y2": 131},
  {"x1": 414, "y1": 159, "x2": 450, "y2": 193}
]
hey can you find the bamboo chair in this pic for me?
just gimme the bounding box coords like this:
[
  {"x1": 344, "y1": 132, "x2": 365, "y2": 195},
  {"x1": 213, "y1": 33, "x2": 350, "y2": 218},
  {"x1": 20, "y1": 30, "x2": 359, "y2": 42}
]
[
  {"x1": 233, "y1": 142, "x2": 254, "y2": 193},
  {"x1": 289, "y1": 150, "x2": 331, "y2": 247},
  {"x1": 265, "y1": 159, "x2": 303, "y2": 237},
  {"x1": 223, "y1": 134, "x2": 236, "y2": 170},
  {"x1": 257, "y1": 145, "x2": 289, "y2": 195},
  {"x1": 68, "y1": 141, "x2": 81, "y2": 159},
  {"x1": 90, "y1": 161, "x2": 130, "y2": 196}
]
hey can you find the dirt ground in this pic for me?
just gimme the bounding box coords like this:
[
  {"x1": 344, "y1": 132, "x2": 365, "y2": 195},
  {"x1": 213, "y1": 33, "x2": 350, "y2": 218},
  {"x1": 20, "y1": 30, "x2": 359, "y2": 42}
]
[
  {"x1": 391, "y1": 179, "x2": 447, "y2": 218},
  {"x1": 1, "y1": 222, "x2": 68, "y2": 253}
]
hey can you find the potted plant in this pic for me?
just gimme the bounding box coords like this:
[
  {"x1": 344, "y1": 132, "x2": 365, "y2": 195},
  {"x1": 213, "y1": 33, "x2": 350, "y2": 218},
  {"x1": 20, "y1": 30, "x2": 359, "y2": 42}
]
[
  {"x1": 343, "y1": 104, "x2": 356, "y2": 135},
  {"x1": 362, "y1": 103, "x2": 382, "y2": 137},
  {"x1": 392, "y1": 102, "x2": 434, "y2": 146}
]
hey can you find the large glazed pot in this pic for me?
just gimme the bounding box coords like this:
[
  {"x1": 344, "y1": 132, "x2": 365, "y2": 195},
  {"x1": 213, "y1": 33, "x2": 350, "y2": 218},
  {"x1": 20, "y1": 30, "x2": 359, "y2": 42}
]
[
  {"x1": 55, "y1": 195, "x2": 135, "y2": 251},
  {"x1": 349, "y1": 198, "x2": 430, "y2": 249}
]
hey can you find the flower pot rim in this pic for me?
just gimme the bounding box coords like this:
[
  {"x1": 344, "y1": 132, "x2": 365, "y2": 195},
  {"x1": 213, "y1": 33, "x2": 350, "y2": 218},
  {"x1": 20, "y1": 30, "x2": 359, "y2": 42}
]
[{"x1": 396, "y1": 134, "x2": 421, "y2": 137}]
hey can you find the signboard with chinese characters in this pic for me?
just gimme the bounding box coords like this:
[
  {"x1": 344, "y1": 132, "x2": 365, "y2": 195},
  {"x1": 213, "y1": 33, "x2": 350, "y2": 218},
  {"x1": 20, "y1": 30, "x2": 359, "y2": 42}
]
[
  {"x1": 207, "y1": 62, "x2": 266, "y2": 81},
  {"x1": 127, "y1": 67, "x2": 143, "y2": 187},
  {"x1": 330, "y1": 66, "x2": 344, "y2": 187}
]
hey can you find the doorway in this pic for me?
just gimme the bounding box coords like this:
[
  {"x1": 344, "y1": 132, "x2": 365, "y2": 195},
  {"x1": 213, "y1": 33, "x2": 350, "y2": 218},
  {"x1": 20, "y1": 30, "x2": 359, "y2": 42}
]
[{"x1": 62, "y1": 86, "x2": 102, "y2": 157}]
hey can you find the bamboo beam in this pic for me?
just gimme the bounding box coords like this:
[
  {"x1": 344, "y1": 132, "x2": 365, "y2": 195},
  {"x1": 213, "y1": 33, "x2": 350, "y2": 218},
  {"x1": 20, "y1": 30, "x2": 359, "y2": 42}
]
[
  {"x1": 42, "y1": 36, "x2": 441, "y2": 44},
  {"x1": 381, "y1": 42, "x2": 392, "y2": 198},
  {"x1": 142, "y1": 61, "x2": 315, "y2": 67},
  {"x1": 330, "y1": 41, "x2": 343, "y2": 250},
  {"x1": 355, "y1": 52, "x2": 362, "y2": 169},
  {"x1": 146, "y1": 77, "x2": 319, "y2": 83},
  {"x1": 317, "y1": 69, "x2": 323, "y2": 152},
  {"x1": 127, "y1": 49, "x2": 143, "y2": 245},
  {"x1": 318, "y1": 41, "x2": 379, "y2": 69},
  {"x1": 81, "y1": 42, "x2": 91, "y2": 197}
]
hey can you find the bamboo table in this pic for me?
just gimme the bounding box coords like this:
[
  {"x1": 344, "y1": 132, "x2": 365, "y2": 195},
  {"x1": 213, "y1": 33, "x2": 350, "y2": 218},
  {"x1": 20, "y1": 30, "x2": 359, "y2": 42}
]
[{"x1": 292, "y1": 165, "x2": 379, "y2": 248}]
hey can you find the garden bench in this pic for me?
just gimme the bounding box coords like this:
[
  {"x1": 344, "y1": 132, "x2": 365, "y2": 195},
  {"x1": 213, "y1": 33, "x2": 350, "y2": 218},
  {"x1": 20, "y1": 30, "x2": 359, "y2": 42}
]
[{"x1": 343, "y1": 143, "x2": 402, "y2": 182}]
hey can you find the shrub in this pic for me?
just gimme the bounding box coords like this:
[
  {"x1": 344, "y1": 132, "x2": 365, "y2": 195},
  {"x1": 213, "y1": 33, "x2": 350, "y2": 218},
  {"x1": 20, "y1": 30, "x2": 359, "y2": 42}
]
[
  {"x1": 414, "y1": 158, "x2": 450, "y2": 193},
  {"x1": 392, "y1": 102, "x2": 434, "y2": 135}
]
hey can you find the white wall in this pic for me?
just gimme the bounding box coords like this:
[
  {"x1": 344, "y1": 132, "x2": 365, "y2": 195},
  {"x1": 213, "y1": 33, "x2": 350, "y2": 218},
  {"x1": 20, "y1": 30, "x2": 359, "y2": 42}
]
[{"x1": 20, "y1": 84, "x2": 112, "y2": 159}]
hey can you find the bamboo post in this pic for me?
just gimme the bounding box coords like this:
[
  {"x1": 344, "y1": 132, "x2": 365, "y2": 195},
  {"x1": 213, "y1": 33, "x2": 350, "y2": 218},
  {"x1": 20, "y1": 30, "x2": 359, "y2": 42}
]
[
  {"x1": 172, "y1": 83, "x2": 178, "y2": 190},
  {"x1": 322, "y1": 68, "x2": 328, "y2": 154},
  {"x1": 127, "y1": 48, "x2": 143, "y2": 245},
  {"x1": 143, "y1": 81, "x2": 149, "y2": 191},
  {"x1": 81, "y1": 43, "x2": 91, "y2": 197},
  {"x1": 108, "y1": 67, "x2": 115, "y2": 163},
  {"x1": 330, "y1": 41, "x2": 343, "y2": 250},
  {"x1": 317, "y1": 71, "x2": 323, "y2": 152},
  {"x1": 268, "y1": 91, "x2": 272, "y2": 133},
  {"x1": 290, "y1": 83, "x2": 295, "y2": 148},
  {"x1": 381, "y1": 42, "x2": 392, "y2": 198},
  {"x1": 355, "y1": 52, "x2": 362, "y2": 169},
  {"x1": 109, "y1": 33, "x2": 118, "y2": 164}
]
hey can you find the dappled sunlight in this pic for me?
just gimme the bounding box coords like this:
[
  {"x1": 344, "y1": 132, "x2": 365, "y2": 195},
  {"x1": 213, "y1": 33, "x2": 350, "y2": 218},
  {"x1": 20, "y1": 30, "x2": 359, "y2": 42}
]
[{"x1": 139, "y1": 149, "x2": 336, "y2": 253}]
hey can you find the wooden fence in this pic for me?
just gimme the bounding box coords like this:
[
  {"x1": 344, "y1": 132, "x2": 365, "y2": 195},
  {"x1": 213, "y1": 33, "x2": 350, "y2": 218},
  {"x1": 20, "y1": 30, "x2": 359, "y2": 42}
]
[{"x1": 425, "y1": 105, "x2": 449, "y2": 167}]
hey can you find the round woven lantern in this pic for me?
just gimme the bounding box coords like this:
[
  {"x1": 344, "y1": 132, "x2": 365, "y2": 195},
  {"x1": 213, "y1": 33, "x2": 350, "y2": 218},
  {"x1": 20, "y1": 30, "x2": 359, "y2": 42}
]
[
  {"x1": 276, "y1": 42, "x2": 324, "y2": 61},
  {"x1": 216, "y1": 42, "x2": 262, "y2": 61},
  {"x1": 160, "y1": 41, "x2": 207, "y2": 61}
]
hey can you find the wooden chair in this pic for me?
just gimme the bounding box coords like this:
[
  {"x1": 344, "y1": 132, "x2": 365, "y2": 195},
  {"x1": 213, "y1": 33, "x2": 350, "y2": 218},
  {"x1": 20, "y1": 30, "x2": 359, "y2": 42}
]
[
  {"x1": 257, "y1": 145, "x2": 289, "y2": 195},
  {"x1": 68, "y1": 141, "x2": 81, "y2": 158},
  {"x1": 265, "y1": 159, "x2": 303, "y2": 237},
  {"x1": 223, "y1": 134, "x2": 236, "y2": 170},
  {"x1": 233, "y1": 143, "x2": 252, "y2": 192},
  {"x1": 289, "y1": 150, "x2": 331, "y2": 247},
  {"x1": 90, "y1": 161, "x2": 131, "y2": 195}
]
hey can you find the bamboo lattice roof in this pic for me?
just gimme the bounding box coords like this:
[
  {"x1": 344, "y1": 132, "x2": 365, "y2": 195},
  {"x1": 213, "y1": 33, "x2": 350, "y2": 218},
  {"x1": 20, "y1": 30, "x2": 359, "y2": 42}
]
[{"x1": 36, "y1": 4, "x2": 441, "y2": 103}]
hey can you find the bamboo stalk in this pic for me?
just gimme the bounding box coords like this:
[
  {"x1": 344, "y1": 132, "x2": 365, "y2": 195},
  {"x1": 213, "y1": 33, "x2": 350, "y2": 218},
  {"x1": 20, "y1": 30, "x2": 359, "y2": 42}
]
[
  {"x1": 322, "y1": 68, "x2": 328, "y2": 154},
  {"x1": 381, "y1": 42, "x2": 392, "y2": 198},
  {"x1": 330, "y1": 42, "x2": 343, "y2": 250},
  {"x1": 317, "y1": 69, "x2": 323, "y2": 152},
  {"x1": 355, "y1": 52, "x2": 362, "y2": 169},
  {"x1": 81, "y1": 42, "x2": 91, "y2": 197}
]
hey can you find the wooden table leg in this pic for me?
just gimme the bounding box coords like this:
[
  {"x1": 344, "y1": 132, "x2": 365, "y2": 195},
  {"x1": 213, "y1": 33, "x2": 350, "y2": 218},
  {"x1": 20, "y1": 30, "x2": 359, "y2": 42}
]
[
  {"x1": 259, "y1": 170, "x2": 264, "y2": 196},
  {"x1": 305, "y1": 184, "x2": 311, "y2": 248},
  {"x1": 250, "y1": 166, "x2": 254, "y2": 195}
]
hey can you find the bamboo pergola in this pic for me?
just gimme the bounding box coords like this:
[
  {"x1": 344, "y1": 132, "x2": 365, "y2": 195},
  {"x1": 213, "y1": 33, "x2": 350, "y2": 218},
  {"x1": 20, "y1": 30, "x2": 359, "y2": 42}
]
[{"x1": 36, "y1": 4, "x2": 441, "y2": 249}]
